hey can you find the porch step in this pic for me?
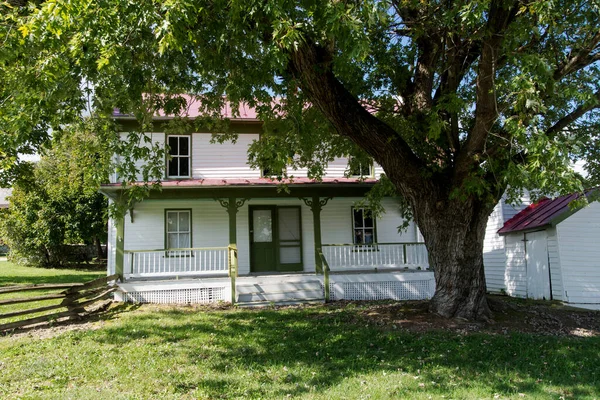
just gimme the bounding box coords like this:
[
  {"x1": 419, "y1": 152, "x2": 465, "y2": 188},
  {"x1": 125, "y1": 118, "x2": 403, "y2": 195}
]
[
  {"x1": 236, "y1": 298, "x2": 325, "y2": 308},
  {"x1": 236, "y1": 280, "x2": 325, "y2": 306}
]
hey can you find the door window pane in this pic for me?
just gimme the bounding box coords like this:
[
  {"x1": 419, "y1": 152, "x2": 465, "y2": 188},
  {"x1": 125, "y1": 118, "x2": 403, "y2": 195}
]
[
  {"x1": 253, "y1": 210, "x2": 273, "y2": 242},
  {"x1": 280, "y1": 247, "x2": 301, "y2": 264},
  {"x1": 278, "y1": 208, "x2": 300, "y2": 241}
]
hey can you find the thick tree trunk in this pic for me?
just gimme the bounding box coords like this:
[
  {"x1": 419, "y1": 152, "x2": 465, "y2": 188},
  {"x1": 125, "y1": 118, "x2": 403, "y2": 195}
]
[
  {"x1": 93, "y1": 235, "x2": 105, "y2": 260},
  {"x1": 287, "y1": 41, "x2": 500, "y2": 320},
  {"x1": 411, "y1": 193, "x2": 495, "y2": 320}
]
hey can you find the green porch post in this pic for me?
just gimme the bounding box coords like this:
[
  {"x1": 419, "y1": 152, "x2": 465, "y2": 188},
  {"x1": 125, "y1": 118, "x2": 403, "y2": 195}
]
[
  {"x1": 301, "y1": 196, "x2": 331, "y2": 274},
  {"x1": 216, "y1": 197, "x2": 248, "y2": 304},
  {"x1": 216, "y1": 197, "x2": 248, "y2": 248},
  {"x1": 115, "y1": 213, "x2": 125, "y2": 280}
]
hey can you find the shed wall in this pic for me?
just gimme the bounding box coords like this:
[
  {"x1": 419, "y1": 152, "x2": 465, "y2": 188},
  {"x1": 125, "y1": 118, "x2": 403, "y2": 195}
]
[
  {"x1": 556, "y1": 201, "x2": 600, "y2": 305},
  {"x1": 504, "y1": 232, "x2": 527, "y2": 297}
]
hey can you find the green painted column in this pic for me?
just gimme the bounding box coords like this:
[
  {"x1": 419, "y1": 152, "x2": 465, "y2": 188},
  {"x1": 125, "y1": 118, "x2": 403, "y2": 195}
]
[
  {"x1": 216, "y1": 197, "x2": 248, "y2": 249},
  {"x1": 312, "y1": 196, "x2": 323, "y2": 274},
  {"x1": 115, "y1": 213, "x2": 125, "y2": 280},
  {"x1": 300, "y1": 196, "x2": 332, "y2": 274},
  {"x1": 216, "y1": 197, "x2": 248, "y2": 305},
  {"x1": 227, "y1": 197, "x2": 237, "y2": 247}
]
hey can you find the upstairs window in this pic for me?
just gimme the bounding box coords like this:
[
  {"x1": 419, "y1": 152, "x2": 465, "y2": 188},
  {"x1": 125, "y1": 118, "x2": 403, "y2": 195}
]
[
  {"x1": 348, "y1": 160, "x2": 373, "y2": 177},
  {"x1": 352, "y1": 208, "x2": 375, "y2": 245},
  {"x1": 261, "y1": 166, "x2": 285, "y2": 179},
  {"x1": 167, "y1": 135, "x2": 190, "y2": 178}
]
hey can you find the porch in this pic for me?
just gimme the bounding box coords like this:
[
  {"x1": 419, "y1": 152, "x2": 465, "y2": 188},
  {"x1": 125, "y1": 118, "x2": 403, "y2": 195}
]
[
  {"x1": 122, "y1": 242, "x2": 429, "y2": 280},
  {"x1": 116, "y1": 243, "x2": 434, "y2": 305},
  {"x1": 101, "y1": 179, "x2": 434, "y2": 305}
]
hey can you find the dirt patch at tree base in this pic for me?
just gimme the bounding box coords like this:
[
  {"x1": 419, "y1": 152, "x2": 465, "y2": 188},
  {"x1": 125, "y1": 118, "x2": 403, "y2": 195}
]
[{"x1": 344, "y1": 295, "x2": 600, "y2": 337}]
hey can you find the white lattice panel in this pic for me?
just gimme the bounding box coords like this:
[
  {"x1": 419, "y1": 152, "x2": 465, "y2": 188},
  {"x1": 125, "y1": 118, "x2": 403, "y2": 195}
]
[
  {"x1": 123, "y1": 287, "x2": 227, "y2": 304},
  {"x1": 329, "y1": 279, "x2": 434, "y2": 301}
]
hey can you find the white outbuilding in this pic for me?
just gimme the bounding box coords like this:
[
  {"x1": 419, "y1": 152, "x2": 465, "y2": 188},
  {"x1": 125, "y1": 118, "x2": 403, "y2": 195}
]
[{"x1": 490, "y1": 190, "x2": 600, "y2": 310}]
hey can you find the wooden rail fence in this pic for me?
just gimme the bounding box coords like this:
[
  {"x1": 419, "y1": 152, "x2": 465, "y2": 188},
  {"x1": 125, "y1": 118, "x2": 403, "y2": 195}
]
[{"x1": 0, "y1": 274, "x2": 118, "y2": 332}]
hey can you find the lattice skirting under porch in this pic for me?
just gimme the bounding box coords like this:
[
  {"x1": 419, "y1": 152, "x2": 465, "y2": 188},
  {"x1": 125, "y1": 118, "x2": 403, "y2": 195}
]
[
  {"x1": 327, "y1": 279, "x2": 435, "y2": 301},
  {"x1": 122, "y1": 287, "x2": 228, "y2": 304}
]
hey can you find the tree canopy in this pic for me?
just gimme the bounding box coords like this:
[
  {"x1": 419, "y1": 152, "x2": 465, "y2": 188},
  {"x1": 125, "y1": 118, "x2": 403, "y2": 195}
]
[
  {"x1": 0, "y1": 121, "x2": 109, "y2": 267},
  {"x1": 1, "y1": 0, "x2": 599, "y2": 318}
]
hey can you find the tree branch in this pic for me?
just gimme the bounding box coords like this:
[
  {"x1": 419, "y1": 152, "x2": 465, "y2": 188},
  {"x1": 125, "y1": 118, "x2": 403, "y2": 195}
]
[
  {"x1": 545, "y1": 90, "x2": 600, "y2": 138},
  {"x1": 454, "y1": 0, "x2": 519, "y2": 179},
  {"x1": 553, "y1": 31, "x2": 600, "y2": 81},
  {"x1": 287, "y1": 40, "x2": 425, "y2": 188}
]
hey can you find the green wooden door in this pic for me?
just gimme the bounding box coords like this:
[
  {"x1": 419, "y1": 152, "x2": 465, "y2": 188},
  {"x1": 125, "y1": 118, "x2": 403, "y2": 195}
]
[
  {"x1": 277, "y1": 206, "x2": 303, "y2": 272},
  {"x1": 250, "y1": 206, "x2": 277, "y2": 272},
  {"x1": 250, "y1": 206, "x2": 303, "y2": 273}
]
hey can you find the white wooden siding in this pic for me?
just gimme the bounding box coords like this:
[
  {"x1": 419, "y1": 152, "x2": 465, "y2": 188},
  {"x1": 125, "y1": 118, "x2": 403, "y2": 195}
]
[
  {"x1": 192, "y1": 133, "x2": 260, "y2": 179},
  {"x1": 321, "y1": 198, "x2": 417, "y2": 245},
  {"x1": 556, "y1": 201, "x2": 600, "y2": 305},
  {"x1": 502, "y1": 192, "x2": 531, "y2": 221},
  {"x1": 504, "y1": 233, "x2": 527, "y2": 297},
  {"x1": 113, "y1": 132, "x2": 165, "y2": 183},
  {"x1": 123, "y1": 199, "x2": 229, "y2": 252},
  {"x1": 483, "y1": 194, "x2": 532, "y2": 294},
  {"x1": 546, "y1": 227, "x2": 563, "y2": 301},
  {"x1": 114, "y1": 133, "x2": 387, "y2": 181},
  {"x1": 483, "y1": 202, "x2": 507, "y2": 293},
  {"x1": 373, "y1": 163, "x2": 384, "y2": 177}
]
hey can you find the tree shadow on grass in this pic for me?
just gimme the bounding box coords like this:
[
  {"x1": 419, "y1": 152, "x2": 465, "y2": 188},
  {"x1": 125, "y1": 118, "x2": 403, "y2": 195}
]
[{"x1": 91, "y1": 306, "x2": 600, "y2": 399}]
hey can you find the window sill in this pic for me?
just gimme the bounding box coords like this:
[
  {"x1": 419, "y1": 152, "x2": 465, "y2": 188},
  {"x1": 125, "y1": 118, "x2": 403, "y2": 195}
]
[
  {"x1": 164, "y1": 252, "x2": 195, "y2": 258},
  {"x1": 351, "y1": 245, "x2": 379, "y2": 252}
]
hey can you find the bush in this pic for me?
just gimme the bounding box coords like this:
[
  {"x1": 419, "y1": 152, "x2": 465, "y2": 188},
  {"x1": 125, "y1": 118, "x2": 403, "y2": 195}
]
[{"x1": 0, "y1": 125, "x2": 109, "y2": 268}]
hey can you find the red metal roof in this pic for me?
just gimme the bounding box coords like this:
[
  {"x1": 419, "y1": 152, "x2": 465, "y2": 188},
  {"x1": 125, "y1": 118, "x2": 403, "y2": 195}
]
[
  {"x1": 498, "y1": 191, "x2": 591, "y2": 235},
  {"x1": 113, "y1": 96, "x2": 260, "y2": 121},
  {"x1": 101, "y1": 177, "x2": 377, "y2": 189}
]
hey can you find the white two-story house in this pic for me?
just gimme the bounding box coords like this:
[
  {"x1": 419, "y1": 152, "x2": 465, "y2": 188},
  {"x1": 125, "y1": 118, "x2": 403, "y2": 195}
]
[{"x1": 100, "y1": 104, "x2": 434, "y2": 305}]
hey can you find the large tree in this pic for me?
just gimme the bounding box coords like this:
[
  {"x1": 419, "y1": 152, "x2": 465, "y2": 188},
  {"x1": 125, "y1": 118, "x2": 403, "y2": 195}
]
[{"x1": 1, "y1": 0, "x2": 599, "y2": 319}]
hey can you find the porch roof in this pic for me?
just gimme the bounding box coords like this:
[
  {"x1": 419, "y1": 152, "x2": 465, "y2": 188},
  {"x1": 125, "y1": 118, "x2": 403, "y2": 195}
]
[
  {"x1": 102, "y1": 177, "x2": 377, "y2": 188},
  {"x1": 100, "y1": 177, "x2": 378, "y2": 200}
]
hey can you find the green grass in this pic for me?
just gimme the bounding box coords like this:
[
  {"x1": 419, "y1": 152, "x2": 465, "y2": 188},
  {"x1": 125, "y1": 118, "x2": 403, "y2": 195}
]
[
  {"x1": 0, "y1": 260, "x2": 104, "y2": 287},
  {"x1": 0, "y1": 262, "x2": 599, "y2": 399},
  {"x1": 0, "y1": 260, "x2": 105, "y2": 324}
]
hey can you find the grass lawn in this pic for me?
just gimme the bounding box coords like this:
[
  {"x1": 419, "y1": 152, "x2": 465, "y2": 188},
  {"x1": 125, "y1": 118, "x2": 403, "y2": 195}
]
[
  {"x1": 0, "y1": 260, "x2": 105, "y2": 325},
  {"x1": 0, "y1": 260, "x2": 104, "y2": 287},
  {"x1": 1, "y1": 261, "x2": 599, "y2": 399}
]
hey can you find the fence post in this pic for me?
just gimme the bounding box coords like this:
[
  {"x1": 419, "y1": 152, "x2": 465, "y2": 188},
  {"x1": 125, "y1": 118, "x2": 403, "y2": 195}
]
[
  {"x1": 230, "y1": 246, "x2": 237, "y2": 305},
  {"x1": 115, "y1": 213, "x2": 125, "y2": 280}
]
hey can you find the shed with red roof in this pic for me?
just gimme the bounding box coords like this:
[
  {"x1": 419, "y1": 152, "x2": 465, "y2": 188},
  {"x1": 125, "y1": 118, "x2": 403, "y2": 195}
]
[{"x1": 494, "y1": 190, "x2": 600, "y2": 310}]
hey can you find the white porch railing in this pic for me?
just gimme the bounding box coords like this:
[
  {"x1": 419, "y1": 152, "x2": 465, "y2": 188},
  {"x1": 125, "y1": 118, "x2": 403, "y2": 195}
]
[
  {"x1": 124, "y1": 247, "x2": 229, "y2": 279},
  {"x1": 322, "y1": 242, "x2": 429, "y2": 271}
]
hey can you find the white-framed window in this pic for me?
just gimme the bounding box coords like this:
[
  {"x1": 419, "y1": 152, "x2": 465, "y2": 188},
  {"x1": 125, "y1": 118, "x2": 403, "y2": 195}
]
[
  {"x1": 166, "y1": 209, "x2": 191, "y2": 250},
  {"x1": 352, "y1": 208, "x2": 375, "y2": 245},
  {"x1": 167, "y1": 135, "x2": 190, "y2": 178},
  {"x1": 348, "y1": 160, "x2": 373, "y2": 177}
]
